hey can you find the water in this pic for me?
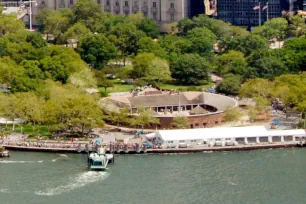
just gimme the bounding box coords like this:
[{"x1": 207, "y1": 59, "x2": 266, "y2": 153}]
[{"x1": 1, "y1": 149, "x2": 306, "y2": 204}]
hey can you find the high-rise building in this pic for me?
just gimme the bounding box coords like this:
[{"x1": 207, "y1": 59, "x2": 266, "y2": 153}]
[{"x1": 217, "y1": 0, "x2": 305, "y2": 29}]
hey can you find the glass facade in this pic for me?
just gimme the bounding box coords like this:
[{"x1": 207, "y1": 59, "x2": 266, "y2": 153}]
[{"x1": 217, "y1": 0, "x2": 302, "y2": 28}]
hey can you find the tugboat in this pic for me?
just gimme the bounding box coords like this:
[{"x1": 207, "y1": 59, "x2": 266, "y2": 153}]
[
  {"x1": 88, "y1": 147, "x2": 114, "y2": 171},
  {"x1": 0, "y1": 146, "x2": 9, "y2": 157}
]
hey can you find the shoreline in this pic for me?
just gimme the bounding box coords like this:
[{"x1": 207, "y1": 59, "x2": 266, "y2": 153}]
[{"x1": 2, "y1": 142, "x2": 303, "y2": 154}]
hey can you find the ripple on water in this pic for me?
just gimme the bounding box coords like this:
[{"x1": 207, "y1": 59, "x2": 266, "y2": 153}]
[
  {"x1": 35, "y1": 171, "x2": 109, "y2": 196},
  {"x1": 0, "y1": 160, "x2": 43, "y2": 164}
]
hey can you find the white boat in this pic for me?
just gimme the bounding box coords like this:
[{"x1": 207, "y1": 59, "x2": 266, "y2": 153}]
[
  {"x1": 0, "y1": 146, "x2": 9, "y2": 157},
  {"x1": 88, "y1": 147, "x2": 114, "y2": 171}
]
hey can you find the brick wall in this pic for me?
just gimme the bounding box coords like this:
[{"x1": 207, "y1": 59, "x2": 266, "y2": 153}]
[{"x1": 156, "y1": 112, "x2": 225, "y2": 129}]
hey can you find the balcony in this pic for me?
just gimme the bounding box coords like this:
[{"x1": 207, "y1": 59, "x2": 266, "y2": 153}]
[
  {"x1": 168, "y1": 7, "x2": 175, "y2": 13},
  {"x1": 142, "y1": 6, "x2": 148, "y2": 13},
  {"x1": 123, "y1": 6, "x2": 130, "y2": 12},
  {"x1": 113, "y1": 5, "x2": 120, "y2": 13},
  {"x1": 151, "y1": 7, "x2": 158, "y2": 13}
]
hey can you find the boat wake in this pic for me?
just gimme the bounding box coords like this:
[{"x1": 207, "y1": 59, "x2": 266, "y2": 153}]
[
  {"x1": 59, "y1": 154, "x2": 68, "y2": 157},
  {"x1": 35, "y1": 171, "x2": 109, "y2": 196},
  {"x1": 0, "y1": 160, "x2": 43, "y2": 164}
]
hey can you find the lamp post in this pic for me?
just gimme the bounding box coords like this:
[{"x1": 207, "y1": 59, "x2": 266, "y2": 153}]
[{"x1": 26, "y1": 0, "x2": 38, "y2": 32}]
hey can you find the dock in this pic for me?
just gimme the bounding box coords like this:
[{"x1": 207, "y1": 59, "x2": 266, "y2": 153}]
[{"x1": 2, "y1": 142, "x2": 302, "y2": 154}]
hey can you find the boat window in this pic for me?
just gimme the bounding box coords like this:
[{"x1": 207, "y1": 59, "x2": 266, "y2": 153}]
[{"x1": 179, "y1": 140, "x2": 185, "y2": 143}]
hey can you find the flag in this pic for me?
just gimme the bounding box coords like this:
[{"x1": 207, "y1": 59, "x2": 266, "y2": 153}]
[
  {"x1": 253, "y1": 5, "x2": 260, "y2": 10},
  {"x1": 262, "y1": 5, "x2": 268, "y2": 10}
]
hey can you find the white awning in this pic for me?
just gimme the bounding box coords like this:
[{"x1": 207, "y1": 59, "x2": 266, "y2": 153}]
[{"x1": 156, "y1": 126, "x2": 305, "y2": 141}]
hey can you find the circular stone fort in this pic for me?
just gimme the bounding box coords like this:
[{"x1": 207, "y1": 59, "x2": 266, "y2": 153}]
[{"x1": 101, "y1": 91, "x2": 238, "y2": 129}]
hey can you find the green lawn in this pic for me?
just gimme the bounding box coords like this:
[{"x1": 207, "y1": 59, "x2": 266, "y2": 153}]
[
  {"x1": 99, "y1": 79, "x2": 135, "y2": 93},
  {"x1": 159, "y1": 83, "x2": 212, "y2": 91},
  {"x1": 99, "y1": 79, "x2": 212, "y2": 94},
  {"x1": 1, "y1": 124, "x2": 51, "y2": 137}
]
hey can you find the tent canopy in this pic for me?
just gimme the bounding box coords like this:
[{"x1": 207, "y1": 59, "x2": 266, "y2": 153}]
[{"x1": 155, "y1": 126, "x2": 305, "y2": 141}]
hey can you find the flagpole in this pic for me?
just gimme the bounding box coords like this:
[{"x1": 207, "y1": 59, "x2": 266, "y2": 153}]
[
  {"x1": 266, "y1": 2, "x2": 269, "y2": 21},
  {"x1": 259, "y1": 2, "x2": 261, "y2": 26}
]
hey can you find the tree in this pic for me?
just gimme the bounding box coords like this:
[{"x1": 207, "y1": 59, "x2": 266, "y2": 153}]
[
  {"x1": 129, "y1": 107, "x2": 159, "y2": 131},
  {"x1": 185, "y1": 27, "x2": 216, "y2": 56},
  {"x1": 224, "y1": 35, "x2": 269, "y2": 56},
  {"x1": 36, "y1": 9, "x2": 70, "y2": 42},
  {"x1": 77, "y1": 34, "x2": 116, "y2": 69},
  {"x1": 239, "y1": 78, "x2": 273, "y2": 98},
  {"x1": 249, "y1": 56, "x2": 288, "y2": 78},
  {"x1": 137, "y1": 37, "x2": 168, "y2": 59},
  {"x1": 224, "y1": 107, "x2": 242, "y2": 126},
  {"x1": 138, "y1": 17, "x2": 160, "y2": 38},
  {"x1": 171, "y1": 54, "x2": 211, "y2": 85},
  {"x1": 61, "y1": 22, "x2": 91, "y2": 45},
  {"x1": 72, "y1": 0, "x2": 103, "y2": 32},
  {"x1": 106, "y1": 108, "x2": 130, "y2": 128},
  {"x1": 171, "y1": 115, "x2": 189, "y2": 129},
  {"x1": 109, "y1": 23, "x2": 146, "y2": 61},
  {"x1": 216, "y1": 74, "x2": 241, "y2": 95},
  {"x1": 287, "y1": 16, "x2": 306, "y2": 37},
  {"x1": 68, "y1": 68, "x2": 97, "y2": 88},
  {"x1": 0, "y1": 14, "x2": 25, "y2": 37},
  {"x1": 131, "y1": 53, "x2": 157, "y2": 78},
  {"x1": 99, "y1": 78, "x2": 114, "y2": 92},
  {"x1": 215, "y1": 50, "x2": 248, "y2": 77},
  {"x1": 0, "y1": 57, "x2": 25, "y2": 87},
  {"x1": 253, "y1": 18, "x2": 288, "y2": 42},
  {"x1": 40, "y1": 56, "x2": 68, "y2": 82},
  {"x1": 145, "y1": 58, "x2": 172, "y2": 83}
]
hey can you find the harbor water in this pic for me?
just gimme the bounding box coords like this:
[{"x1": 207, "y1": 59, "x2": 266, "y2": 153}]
[{"x1": 1, "y1": 149, "x2": 306, "y2": 204}]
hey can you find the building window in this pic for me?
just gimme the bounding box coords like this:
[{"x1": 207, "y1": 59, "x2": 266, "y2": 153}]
[
  {"x1": 143, "y1": 12, "x2": 148, "y2": 16},
  {"x1": 170, "y1": 14, "x2": 175, "y2": 21},
  {"x1": 125, "y1": 11, "x2": 129, "y2": 16},
  {"x1": 115, "y1": 1, "x2": 119, "y2": 6},
  {"x1": 153, "y1": 2, "x2": 156, "y2": 7},
  {"x1": 170, "y1": 3, "x2": 174, "y2": 8},
  {"x1": 106, "y1": 0, "x2": 110, "y2": 5},
  {"x1": 153, "y1": 12, "x2": 157, "y2": 20},
  {"x1": 69, "y1": 0, "x2": 73, "y2": 4},
  {"x1": 97, "y1": 0, "x2": 100, "y2": 4},
  {"x1": 125, "y1": 1, "x2": 128, "y2": 6}
]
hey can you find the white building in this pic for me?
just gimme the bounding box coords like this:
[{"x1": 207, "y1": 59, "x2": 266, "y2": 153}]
[
  {"x1": 28, "y1": 0, "x2": 195, "y2": 31},
  {"x1": 152, "y1": 126, "x2": 305, "y2": 148}
]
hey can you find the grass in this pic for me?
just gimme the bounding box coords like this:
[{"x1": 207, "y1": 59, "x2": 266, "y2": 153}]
[
  {"x1": 99, "y1": 79, "x2": 135, "y2": 93},
  {"x1": 1, "y1": 124, "x2": 51, "y2": 137},
  {"x1": 159, "y1": 83, "x2": 212, "y2": 91},
  {"x1": 98, "y1": 78, "x2": 213, "y2": 94}
]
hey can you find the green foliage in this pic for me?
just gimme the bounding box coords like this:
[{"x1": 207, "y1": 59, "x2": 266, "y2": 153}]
[
  {"x1": 131, "y1": 53, "x2": 157, "y2": 78},
  {"x1": 216, "y1": 74, "x2": 241, "y2": 95},
  {"x1": 224, "y1": 35, "x2": 269, "y2": 56},
  {"x1": 239, "y1": 78, "x2": 273, "y2": 98},
  {"x1": 215, "y1": 51, "x2": 248, "y2": 77},
  {"x1": 171, "y1": 54, "x2": 211, "y2": 85},
  {"x1": 171, "y1": 115, "x2": 189, "y2": 129},
  {"x1": 77, "y1": 34, "x2": 116, "y2": 69},
  {"x1": 224, "y1": 107, "x2": 242, "y2": 125},
  {"x1": 145, "y1": 58, "x2": 172, "y2": 83},
  {"x1": 129, "y1": 107, "x2": 159, "y2": 130},
  {"x1": 0, "y1": 14, "x2": 25, "y2": 37},
  {"x1": 137, "y1": 37, "x2": 168, "y2": 59},
  {"x1": 138, "y1": 17, "x2": 160, "y2": 38},
  {"x1": 253, "y1": 18, "x2": 288, "y2": 41}
]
